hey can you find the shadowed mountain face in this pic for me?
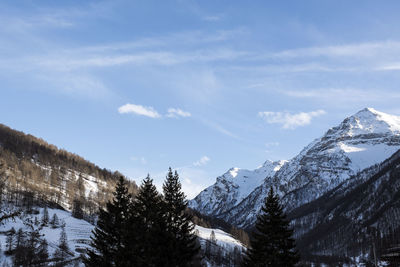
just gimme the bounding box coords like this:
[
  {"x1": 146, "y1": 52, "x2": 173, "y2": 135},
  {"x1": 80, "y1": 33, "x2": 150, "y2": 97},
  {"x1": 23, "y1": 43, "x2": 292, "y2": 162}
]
[
  {"x1": 190, "y1": 108, "x2": 400, "y2": 228},
  {"x1": 290, "y1": 148, "x2": 400, "y2": 260}
]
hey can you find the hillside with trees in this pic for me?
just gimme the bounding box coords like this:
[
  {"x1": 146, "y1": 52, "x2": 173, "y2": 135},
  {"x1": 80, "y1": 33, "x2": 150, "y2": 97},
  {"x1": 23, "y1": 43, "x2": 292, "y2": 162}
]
[{"x1": 0, "y1": 123, "x2": 137, "y2": 222}]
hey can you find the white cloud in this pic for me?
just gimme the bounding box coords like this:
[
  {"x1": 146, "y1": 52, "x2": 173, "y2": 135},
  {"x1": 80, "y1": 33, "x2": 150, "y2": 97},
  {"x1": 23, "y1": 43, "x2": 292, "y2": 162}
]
[
  {"x1": 259, "y1": 110, "x2": 326, "y2": 129},
  {"x1": 166, "y1": 108, "x2": 191, "y2": 118},
  {"x1": 193, "y1": 156, "x2": 210, "y2": 167},
  {"x1": 118, "y1": 103, "x2": 161, "y2": 118}
]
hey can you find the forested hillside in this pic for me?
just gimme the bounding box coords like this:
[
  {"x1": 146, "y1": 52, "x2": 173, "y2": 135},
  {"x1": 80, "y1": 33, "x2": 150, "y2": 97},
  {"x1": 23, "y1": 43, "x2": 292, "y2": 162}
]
[
  {"x1": 289, "y1": 149, "x2": 400, "y2": 265},
  {"x1": 0, "y1": 123, "x2": 137, "y2": 222}
]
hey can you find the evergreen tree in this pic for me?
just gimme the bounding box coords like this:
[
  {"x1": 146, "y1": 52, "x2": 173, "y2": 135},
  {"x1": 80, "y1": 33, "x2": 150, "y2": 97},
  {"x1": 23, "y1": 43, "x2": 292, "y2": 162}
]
[
  {"x1": 72, "y1": 198, "x2": 84, "y2": 219},
  {"x1": 243, "y1": 187, "x2": 299, "y2": 267},
  {"x1": 210, "y1": 230, "x2": 216, "y2": 244},
  {"x1": 162, "y1": 168, "x2": 199, "y2": 266},
  {"x1": 130, "y1": 175, "x2": 167, "y2": 267},
  {"x1": 37, "y1": 239, "x2": 49, "y2": 266},
  {"x1": 50, "y1": 213, "x2": 59, "y2": 228},
  {"x1": 13, "y1": 229, "x2": 26, "y2": 267},
  {"x1": 25, "y1": 230, "x2": 42, "y2": 266},
  {"x1": 84, "y1": 176, "x2": 132, "y2": 267},
  {"x1": 41, "y1": 207, "x2": 49, "y2": 225},
  {"x1": 54, "y1": 226, "x2": 71, "y2": 267},
  {"x1": 6, "y1": 227, "x2": 15, "y2": 254}
]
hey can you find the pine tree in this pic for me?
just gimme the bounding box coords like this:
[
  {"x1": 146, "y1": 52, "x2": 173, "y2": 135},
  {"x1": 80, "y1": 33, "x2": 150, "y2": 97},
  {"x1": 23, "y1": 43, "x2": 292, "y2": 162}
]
[
  {"x1": 54, "y1": 226, "x2": 71, "y2": 267},
  {"x1": 13, "y1": 229, "x2": 26, "y2": 266},
  {"x1": 162, "y1": 168, "x2": 199, "y2": 266},
  {"x1": 84, "y1": 176, "x2": 132, "y2": 267},
  {"x1": 37, "y1": 239, "x2": 49, "y2": 266},
  {"x1": 5, "y1": 227, "x2": 15, "y2": 254},
  {"x1": 72, "y1": 198, "x2": 84, "y2": 219},
  {"x1": 50, "y1": 213, "x2": 59, "y2": 228},
  {"x1": 42, "y1": 206, "x2": 49, "y2": 225},
  {"x1": 243, "y1": 187, "x2": 299, "y2": 267},
  {"x1": 130, "y1": 175, "x2": 167, "y2": 267},
  {"x1": 210, "y1": 230, "x2": 216, "y2": 244},
  {"x1": 25, "y1": 230, "x2": 41, "y2": 266}
]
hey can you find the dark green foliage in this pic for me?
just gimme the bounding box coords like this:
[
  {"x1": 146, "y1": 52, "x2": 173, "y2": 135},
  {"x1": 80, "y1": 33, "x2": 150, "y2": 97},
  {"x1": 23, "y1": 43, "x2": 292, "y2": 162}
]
[
  {"x1": 130, "y1": 175, "x2": 167, "y2": 267},
  {"x1": 84, "y1": 176, "x2": 132, "y2": 267},
  {"x1": 162, "y1": 168, "x2": 199, "y2": 266},
  {"x1": 54, "y1": 226, "x2": 71, "y2": 267},
  {"x1": 6, "y1": 227, "x2": 15, "y2": 253},
  {"x1": 12, "y1": 229, "x2": 49, "y2": 267},
  {"x1": 50, "y1": 213, "x2": 59, "y2": 228},
  {"x1": 72, "y1": 199, "x2": 84, "y2": 219},
  {"x1": 41, "y1": 207, "x2": 49, "y2": 225},
  {"x1": 85, "y1": 170, "x2": 201, "y2": 267},
  {"x1": 37, "y1": 239, "x2": 49, "y2": 266},
  {"x1": 243, "y1": 187, "x2": 299, "y2": 267}
]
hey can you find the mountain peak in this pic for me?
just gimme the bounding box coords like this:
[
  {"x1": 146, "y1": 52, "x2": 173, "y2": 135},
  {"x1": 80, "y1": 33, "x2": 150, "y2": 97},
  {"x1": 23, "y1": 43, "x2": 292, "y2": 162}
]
[{"x1": 331, "y1": 108, "x2": 400, "y2": 137}]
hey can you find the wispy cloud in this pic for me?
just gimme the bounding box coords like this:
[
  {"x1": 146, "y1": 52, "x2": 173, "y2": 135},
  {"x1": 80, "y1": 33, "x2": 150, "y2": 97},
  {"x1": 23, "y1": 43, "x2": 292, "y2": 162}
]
[
  {"x1": 118, "y1": 103, "x2": 161, "y2": 118},
  {"x1": 193, "y1": 156, "x2": 210, "y2": 167},
  {"x1": 271, "y1": 41, "x2": 400, "y2": 59},
  {"x1": 199, "y1": 118, "x2": 240, "y2": 139},
  {"x1": 166, "y1": 108, "x2": 191, "y2": 118},
  {"x1": 280, "y1": 88, "x2": 400, "y2": 103},
  {"x1": 258, "y1": 110, "x2": 326, "y2": 129}
]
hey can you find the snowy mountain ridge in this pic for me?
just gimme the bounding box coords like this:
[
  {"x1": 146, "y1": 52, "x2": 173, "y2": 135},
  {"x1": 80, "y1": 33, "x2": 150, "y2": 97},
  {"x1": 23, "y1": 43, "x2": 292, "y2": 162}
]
[
  {"x1": 190, "y1": 108, "x2": 400, "y2": 228},
  {"x1": 189, "y1": 160, "x2": 286, "y2": 216}
]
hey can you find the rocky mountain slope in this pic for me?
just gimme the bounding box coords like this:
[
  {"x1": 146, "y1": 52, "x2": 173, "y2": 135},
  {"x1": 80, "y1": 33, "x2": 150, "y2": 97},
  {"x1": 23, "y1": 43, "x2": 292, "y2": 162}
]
[
  {"x1": 190, "y1": 108, "x2": 400, "y2": 229},
  {"x1": 289, "y1": 148, "x2": 400, "y2": 264},
  {"x1": 189, "y1": 160, "x2": 286, "y2": 216}
]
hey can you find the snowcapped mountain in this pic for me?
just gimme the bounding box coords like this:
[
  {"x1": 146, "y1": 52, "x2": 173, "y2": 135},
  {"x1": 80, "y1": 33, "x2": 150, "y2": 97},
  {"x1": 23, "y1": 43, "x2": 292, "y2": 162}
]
[
  {"x1": 189, "y1": 160, "x2": 286, "y2": 216},
  {"x1": 191, "y1": 108, "x2": 400, "y2": 229},
  {"x1": 289, "y1": 148, "x2": 400, "y2": 261}
]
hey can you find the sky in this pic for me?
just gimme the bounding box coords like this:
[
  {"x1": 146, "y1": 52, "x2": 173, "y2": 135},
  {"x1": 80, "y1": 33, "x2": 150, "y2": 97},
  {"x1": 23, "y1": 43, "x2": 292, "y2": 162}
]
[{"x1": 2, "y1": 0, "x2": 400, "y2": 198}]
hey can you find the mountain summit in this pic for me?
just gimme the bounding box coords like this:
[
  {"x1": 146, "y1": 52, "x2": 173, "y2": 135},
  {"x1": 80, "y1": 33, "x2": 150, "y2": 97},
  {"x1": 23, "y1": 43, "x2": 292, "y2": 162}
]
[
  {"x1": 189, "y1": 160, "x2": 286, "y2": 216},
  {"x1": 190, "y1": 108, "x2": 400, "y2": 228}
]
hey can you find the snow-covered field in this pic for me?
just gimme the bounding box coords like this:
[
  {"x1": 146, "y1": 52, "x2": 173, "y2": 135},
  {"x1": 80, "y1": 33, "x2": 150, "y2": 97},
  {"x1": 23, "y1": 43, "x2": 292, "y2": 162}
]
[
  {"x1": 195, "y1": 225, "x2": 244, "y2": 251},
  {"x1": 0, "y1": 207, "x2": 94, "y2": 265},
  {"x1": 0, "y1": 206, "x2": 245, "y2": 266}
]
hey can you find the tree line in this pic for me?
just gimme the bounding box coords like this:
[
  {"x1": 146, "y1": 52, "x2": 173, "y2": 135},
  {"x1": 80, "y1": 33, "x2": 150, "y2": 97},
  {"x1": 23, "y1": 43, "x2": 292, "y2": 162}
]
[
  {"x1": 84, "y1": 168, "x2": 200, "y2": 267},
  {"x1": 85, "y1": 168, "x2": 300, "y2": 267}
]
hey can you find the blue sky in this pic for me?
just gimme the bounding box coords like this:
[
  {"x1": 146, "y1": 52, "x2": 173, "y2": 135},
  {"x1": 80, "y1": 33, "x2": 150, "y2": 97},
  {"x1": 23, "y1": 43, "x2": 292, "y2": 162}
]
[{"x1": 2, "y1": 0, "x2": 400, "y2": 198}]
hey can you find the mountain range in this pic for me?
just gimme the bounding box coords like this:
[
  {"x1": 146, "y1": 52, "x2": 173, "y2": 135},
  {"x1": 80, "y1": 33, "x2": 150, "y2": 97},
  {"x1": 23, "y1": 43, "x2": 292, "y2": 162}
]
[{"x1": 190, "y1": 108, "x2": 400, "y2": 229}]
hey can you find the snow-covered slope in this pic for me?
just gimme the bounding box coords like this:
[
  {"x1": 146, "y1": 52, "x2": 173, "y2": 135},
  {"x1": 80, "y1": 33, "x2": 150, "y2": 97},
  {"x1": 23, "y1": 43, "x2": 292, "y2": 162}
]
[
  {"x1": 0, "y1": 207, "x2": 94, "y2": 266},
  {"x1": 189, "y1": 160, "x2": 286, "y2": 216},
  {"x1": 0, "y1": 206, "x2": 245, "y2": 266},
  {"x1": 192, "y1": 108, "x2": 400, "y2": 229},
  {"x1": 195, "y1": 225, "x2": 244, "y2": 251}
]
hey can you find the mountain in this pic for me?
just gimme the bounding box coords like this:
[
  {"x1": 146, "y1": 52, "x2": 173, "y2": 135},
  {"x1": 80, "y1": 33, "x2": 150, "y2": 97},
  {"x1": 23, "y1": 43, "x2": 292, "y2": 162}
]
[
  {"x1": 0, "y1": 123, "x2": 137, "y2": 220},
  {"x1": 190, "y1": 108, "x2": 400, "y2": 229},
  {"x1": 0, "y1": 123, "x2": 246, "y2": 266},
  {"x1": 189, "y1": 160, "x2": 286, "y2": 216},
  {"x1": 289, "y1": 148, "x2": 400, "y2": 264}
]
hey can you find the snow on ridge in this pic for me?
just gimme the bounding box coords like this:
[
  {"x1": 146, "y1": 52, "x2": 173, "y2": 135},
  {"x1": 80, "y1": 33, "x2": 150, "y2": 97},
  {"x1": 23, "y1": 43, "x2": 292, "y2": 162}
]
[
  {"x1": 344, "y1": 107, "x2": 400, "y2": 136},
  {"x1": 195, "y1": 225, "x2": 244, "y2": 250}
]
